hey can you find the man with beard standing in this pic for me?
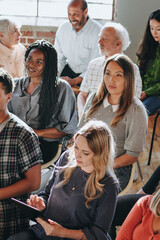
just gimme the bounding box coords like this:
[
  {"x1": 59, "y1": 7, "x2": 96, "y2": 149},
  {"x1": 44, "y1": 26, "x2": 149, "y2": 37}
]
[{"x1": 54, "y1": 0, "x2": 101, "y2": 87}]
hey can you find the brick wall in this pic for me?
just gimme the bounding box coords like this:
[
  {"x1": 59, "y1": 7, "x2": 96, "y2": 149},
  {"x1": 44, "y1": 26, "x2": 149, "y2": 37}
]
[{"x1": 20, "y1": 25, "x2": 58, "y2": 48}]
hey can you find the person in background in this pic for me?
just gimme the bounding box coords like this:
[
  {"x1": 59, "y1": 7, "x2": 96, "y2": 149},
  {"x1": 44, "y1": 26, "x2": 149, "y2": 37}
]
[
  {"x1": 0, "y1": 17, "x2": 25, "y2": 78},
  {"x1": 8, "y1": 39, "x2": 78, "y2": 164},
  {"x1": 137, "y1": 9, "x2": 160, "y2": 115},
  {"x1": 116, "y1": 186, "x2": 160, "y2": 239},
  {"x1": 79, "y1": 54, "x2": 148, "y2": 191},
  {"x1": 54, "y1": 0, "x2": 101, "y2": 87},
  {"x1": 109, "y1": 165, "x2": 160, "y2": 239},
  {"x1": 8, "y1": 120, "x2": 118, "y2": 240},
  {"x1": 77, "y1": 22, "x2": 142, "y2": 119},
  {"x1": 0, "y1": 69, "x2": 42, "y2": 240}
]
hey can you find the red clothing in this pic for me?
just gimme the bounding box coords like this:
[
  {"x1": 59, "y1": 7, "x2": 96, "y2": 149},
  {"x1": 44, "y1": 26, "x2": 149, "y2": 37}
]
[{"x1": 116, "y1": 195, "x2": 160, "y2": 240}]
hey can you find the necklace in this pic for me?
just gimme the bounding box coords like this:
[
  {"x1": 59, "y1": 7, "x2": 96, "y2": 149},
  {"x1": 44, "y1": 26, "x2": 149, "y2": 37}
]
[
  {"x1": 70, "y1": 169, "x2": 87, "y2": 192},
  {"x1": 0, "y1": 114, "x2": 9, "y2": 124},
  {"x1": 71, "y1": 180, "x2": 86, "y2": 192}
]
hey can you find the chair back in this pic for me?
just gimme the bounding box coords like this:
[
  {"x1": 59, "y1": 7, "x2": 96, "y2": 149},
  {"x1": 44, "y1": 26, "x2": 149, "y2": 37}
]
[
  {"x1": 41, "y1": 143, "x2": 62, "y2": 169},
  {"x1": 118, "y1": 162, "x2": 136, "y2": 196}
]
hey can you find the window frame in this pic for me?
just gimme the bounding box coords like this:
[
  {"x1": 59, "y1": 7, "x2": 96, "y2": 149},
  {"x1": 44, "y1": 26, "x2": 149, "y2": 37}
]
[{"x1": 0, "y1": 0, "x2": 116, "y2": 21}]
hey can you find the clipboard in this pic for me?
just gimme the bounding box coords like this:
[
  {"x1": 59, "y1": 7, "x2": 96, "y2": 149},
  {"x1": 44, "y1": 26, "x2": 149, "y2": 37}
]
[{"x1": 11, "y1": 197, "x2": 48, "y2": 222}]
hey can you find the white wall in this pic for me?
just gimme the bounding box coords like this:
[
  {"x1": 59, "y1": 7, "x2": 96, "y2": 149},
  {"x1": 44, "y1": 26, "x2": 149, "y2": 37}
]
[{"x1": 115, "y1": 0, "x2": 160, "y2": 62}]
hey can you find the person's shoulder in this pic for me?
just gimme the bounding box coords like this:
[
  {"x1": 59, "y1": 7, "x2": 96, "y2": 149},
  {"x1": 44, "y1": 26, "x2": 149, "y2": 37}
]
[
  {"x1": 85, "y1": 91, "x2": 96, "y2": 105},
  {"x1": 9, "y1": 113, "x2": 35, "y2": 136},
  {"x1": 14, "y1": 76, "x2": 29, "y2": 87},
  {"x1": 103, "y1": 170, "x2": 118, "y2": 184},
  {"x1": 136, "y1": 194, "x2": 152, "y2": 208},
  {"x1": 57, "y1": 78, "x2": 75, "y2": 96},
  {"x1": 57, "y1": 21, "x2": 71, "y2": 32},
  {"x1": 12, "y1": 76, "x2": 27, "y2": 92},
  {"x1": 89, "y1": 56, "x2": 105, "y2": 65},
  {"x1": 55, "y1": 150, "x2": 69, "y2": 167},
  {"x1": 14, "y1": 43, "x2": 26, "y2": 57},
  {"x1": 125, "y1": 98, "x2": 148, "y2": 128},
  {"x1": 132, "y1": 97, "x2": 143, "y2": 105},
  {"x1": 9, "y1": 113, "x2": 31, "y2": 129},
  {"x1": 57, "y1": 77, "x2": 71, "y2": 89},
  {"x1": 88, "y1": 17, "x2": 102, "y2": 29},
  {"x1": 130, "y1": 97, "x2": 147, "y2": 114},
  {"x1": 101, "y1": 171, "x2": 119, "y2": 193},
  {"x1": 16, "y1": 43, "x2": 26, "y2": 50}
]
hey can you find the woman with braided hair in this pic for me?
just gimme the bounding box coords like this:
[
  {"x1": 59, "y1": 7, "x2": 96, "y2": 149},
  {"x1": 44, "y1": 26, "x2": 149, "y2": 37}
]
[{"x1": 8, "y1": 39, "x2": 78, "y2": 163}]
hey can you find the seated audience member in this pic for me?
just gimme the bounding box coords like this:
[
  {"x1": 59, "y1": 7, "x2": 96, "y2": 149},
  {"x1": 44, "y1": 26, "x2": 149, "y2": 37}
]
[
  {"x1": 78, "y1": 22, "x2": 142, "y2": 119},
  {"x1": 8, "y1": 39, "x2": 78, "y2": 164},
  {"x1": 110, "y1": 165, "x2": 160, "y2": 239},
  {"x1": 54, "y1": 0, "x2": 101, "y2": 87},
  {"x1": 116, "y1": 187, "x2": 160, "y2": 239},
  {"x1": 79, "y1": 54, "x2": 148, "y2": 191},
  {"x1": 0, "y1": 69, "x2": 42, "y2": 239},
  {"x1": 0, "y1": 17, "x2": 25, "y2": 78},
  {"x1": 8, "y1": 120, "x2": 119, "y2": 240},
  {"x1": 137, "y1": 9, "x2": 160, "y2": 115}
]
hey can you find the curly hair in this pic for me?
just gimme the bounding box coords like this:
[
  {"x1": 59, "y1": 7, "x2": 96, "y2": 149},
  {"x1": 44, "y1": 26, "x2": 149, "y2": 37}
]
[{"x1": 25, "y1": 39, "x2": 59, "y2": 129}]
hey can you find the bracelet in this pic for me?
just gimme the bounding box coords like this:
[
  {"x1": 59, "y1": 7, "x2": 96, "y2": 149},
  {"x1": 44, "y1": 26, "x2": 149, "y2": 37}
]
[{"x1": 80, "y1": 233, "x2": 85, "y2": 240}]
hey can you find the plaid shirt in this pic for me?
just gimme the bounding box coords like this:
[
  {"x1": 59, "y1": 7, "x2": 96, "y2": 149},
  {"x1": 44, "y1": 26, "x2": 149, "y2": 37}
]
[
  {"x1": 0, "y1": 114, "x2": 43, "y2": 240},
  {"x1": 80, "y1": 56, "x2": 142, "y2": 98}
]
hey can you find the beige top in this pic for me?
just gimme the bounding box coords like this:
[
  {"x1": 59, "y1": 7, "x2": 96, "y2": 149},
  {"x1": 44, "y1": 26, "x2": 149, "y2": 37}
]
[{"x1": 0, "y1": 42, "x2": 25, "y2": 78}]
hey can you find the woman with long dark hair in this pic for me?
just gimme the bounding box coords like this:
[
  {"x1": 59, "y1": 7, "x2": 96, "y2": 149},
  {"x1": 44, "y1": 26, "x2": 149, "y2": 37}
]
[
  {"x1": 8, "y1": 39, "x2": 78, "y2": 163},
  {"x1": 79, "y1": 54, "x2": 148, "y2": 191},
  {"x1": 137, "y1": 9, "x2": 160, "y2": 115}
]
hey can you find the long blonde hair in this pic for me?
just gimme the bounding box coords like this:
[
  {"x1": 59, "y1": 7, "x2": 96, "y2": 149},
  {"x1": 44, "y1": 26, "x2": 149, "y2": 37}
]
[
  {"x1": 56, "y1": 120, "x2": 118, "y2": 207},
  {"x1": 86, "y1": 54, "x2": 135, "y2": 127}
]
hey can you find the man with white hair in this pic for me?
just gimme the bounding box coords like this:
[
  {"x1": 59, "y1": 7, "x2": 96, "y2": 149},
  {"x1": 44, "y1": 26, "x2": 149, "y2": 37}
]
[{"x1": 77, "y1": 22, "x2": 142, "y2": 119}]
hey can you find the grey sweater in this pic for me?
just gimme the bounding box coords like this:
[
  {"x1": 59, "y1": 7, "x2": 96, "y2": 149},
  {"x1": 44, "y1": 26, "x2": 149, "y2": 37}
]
[
  {"x1": 79, "y1": 93, "x2": 148, "y2": 190},
  {"x1": 79, "y1": 93, "x2": 148, "y2": 158}
]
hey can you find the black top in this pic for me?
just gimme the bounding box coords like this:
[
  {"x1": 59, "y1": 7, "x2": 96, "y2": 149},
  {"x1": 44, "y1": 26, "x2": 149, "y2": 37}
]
[{"x1": 31, "y1": 151, "x2": 118, "y2": 240}]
